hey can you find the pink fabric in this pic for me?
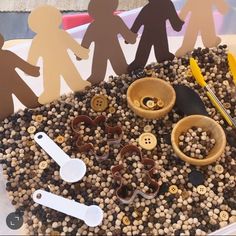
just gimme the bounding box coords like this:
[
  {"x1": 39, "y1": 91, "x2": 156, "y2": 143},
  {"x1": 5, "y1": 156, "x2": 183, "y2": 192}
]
[{"x1": 62, "y1": 11, "x2": 122, "y2": 30}]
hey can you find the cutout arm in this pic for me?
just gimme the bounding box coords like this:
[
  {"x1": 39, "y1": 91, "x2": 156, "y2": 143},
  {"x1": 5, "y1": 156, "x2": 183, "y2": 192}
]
[
  {"x1": 214, "y1": 0, "x2": 229, "y2": 14},
  {"x1": 168, "y1": 0, "x2": 184, "y2": 32},
  {"x1": 64, "y1": 32, "x2": 89, "y2": 60},
  {"x1": 11, "y1": 51, "x2": 40, "y2": 77},
  {"x1": 28, "y1": 38, "x2": 40, "y2": 66},
  {"x1": 117, "y1": 17, "x2": 137, "y2": 44},
  {"x1": 81, "y1": 26, "x2": 94, "y2": 49},
  {"x1": 130, "y1": 10, "x2": 144, "y2": 34},
  {"x1": 179, "y1": 0, "x2": 192, "y2": 20}
]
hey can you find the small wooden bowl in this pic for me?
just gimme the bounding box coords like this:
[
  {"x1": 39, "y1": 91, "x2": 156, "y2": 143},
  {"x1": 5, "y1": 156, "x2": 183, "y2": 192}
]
[
  {"x1": 171, "y1": 115, "x2": 226, "y2": 166},
  {"x1": 127, "y1": 78, "x2": 176, "y2": 119}
]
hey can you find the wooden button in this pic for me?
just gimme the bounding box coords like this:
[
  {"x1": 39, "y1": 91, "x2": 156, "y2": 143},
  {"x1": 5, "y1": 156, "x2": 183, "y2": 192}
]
[
  {"x1": 138, "y1": 133, "x2": 157, "y2": 150},
  {"x1": 144, "y1": 125, "x2": 152, "y2": 133},
  {"x1": 187, "y1": 71, "x2": 193, "y2": 77},
  {"x1": 224, "y1": 103, "x2": 231, "y2": 109},
  {"x1": 157, "y1": 100, "x2": 164, "y2": 108},
  {"x1": 215, "y1": 164, "x2": 224, "y2": 174},
  {"x1": 134, "y1": 100, "x2": 141, "y2": 107},
  {"x1": 56, "y1": 135, "x2": 65, "y2": 144},
  {"x1": 39, "y1": 161, "x2": 48, "y2": 170},
  {"x1": 220, "y1": 211, "x2": 229, "y2": 221},
  {"x1": 169, "y1": 185, "x2": 178, "y2": 194},
  {"x1": 108, "y1": 107, "x2": 116, "y2": 114},
  {"x1": 35, "y1": 115, "x2": 43, "y2": 123},
  {"x1": 91, "y1": 95, "x2": 108, "y2": 112},
  {"x1": 26, "y1": 140, "x2": 34, "y2": 146},
  {"x1": 27, "y1": 126, "x2": 36, "y2": 134},
  {"x1": 122, "y1": 216, "x2": 130, "y2": 226},
  {"x1": 197, "y1": 185, "x2": 207, "y2": 195}
]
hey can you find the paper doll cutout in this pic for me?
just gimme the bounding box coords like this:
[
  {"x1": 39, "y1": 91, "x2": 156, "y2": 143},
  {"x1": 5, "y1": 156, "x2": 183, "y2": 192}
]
[
  {"x1": 128, "y1": 0, "x2": 184, "y2": 72},
  {"x1": 0, "y1": 33, "x2": 40, "y2": 121},
  {"x1": 28, "y1": 5, "x2": 91, "y2": 105},
  {"x1": 80, "y1": 0, "x2": 137, "y2": 85},
  {"x1": 175, "y1": 0, "x2": 229, "y2": 57}
]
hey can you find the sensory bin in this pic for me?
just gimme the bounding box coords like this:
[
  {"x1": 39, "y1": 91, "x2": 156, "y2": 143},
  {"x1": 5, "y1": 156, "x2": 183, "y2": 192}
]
[{"x1": 0, "y1": 45, "x2": 236, "y2": 235}]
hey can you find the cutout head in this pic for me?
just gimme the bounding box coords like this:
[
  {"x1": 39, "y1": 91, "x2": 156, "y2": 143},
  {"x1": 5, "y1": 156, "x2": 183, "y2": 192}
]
[
  {"x1": 0, "y1": 34, "x2": 4, "y2": 49},
  {"x1": 88, "y1": 0, "x2": 118, "y2": 20},
  {"x1": 28, "y1": 5, "x2": 62, "y2": 33}
]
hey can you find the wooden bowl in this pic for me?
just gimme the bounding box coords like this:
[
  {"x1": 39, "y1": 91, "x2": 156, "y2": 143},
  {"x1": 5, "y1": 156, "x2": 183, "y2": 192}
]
[
  {"x1": 127, "y1": 78, "x2": 176, "y2": 119},
  {"x1": 171, "y1": 115, "x2": 226, "y2": 166}
]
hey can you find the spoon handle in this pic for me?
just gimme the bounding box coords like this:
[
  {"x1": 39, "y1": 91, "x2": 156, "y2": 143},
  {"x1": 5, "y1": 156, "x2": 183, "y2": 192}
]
[
  {"x1": 33, "y1": 189, "x2": 103, "y2": 227},
  {"x1": 34, "y1": 132, "x2": 70, "y2": 167}
]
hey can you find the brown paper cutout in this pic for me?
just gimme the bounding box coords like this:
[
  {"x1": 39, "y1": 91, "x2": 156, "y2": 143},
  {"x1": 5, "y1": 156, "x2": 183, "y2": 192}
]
[
  {"x1": 0, "y1": 33, "x2": 40, "y2": 121},
  {"x1": 28, "y1": 5, "x2": 91, "y2": 105},
  {"x1": 80, "y1": 0, "x2": 137, "y2": 85},
  {"x1": 128, "y1": 0, "x2": 184, "y2": 72},
  {"x1": 175, "y1": 0, "x2": 229, "y2": 57}
]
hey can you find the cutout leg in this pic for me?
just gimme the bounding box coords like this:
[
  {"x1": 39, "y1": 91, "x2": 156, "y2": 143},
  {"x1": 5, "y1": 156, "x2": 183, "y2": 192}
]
[
  {"x1": 87, "y1": 53, "x2": 107, "y2": 85},
  {"x1": 0, "y1": 92, "x2": 14, "y2": 121},
  {"x1": 175, "y1": 20, "x2": 199, "y2": 57},
  {"x1": 201, "y1": 17, "x2": 221, "y2": 48},
  {"x1": 39, "y1": 70, "x2": 61, "y2": 104},
  {"x1": 128, "y1": 36, "x2": 152, "y2": 72},
  {"x1": 153, "y1": 33, "x2": 174, "y2": 62},
  {"x1": 109, "y1": 46, "x2": 128, "y2": 76},
  {"x1": 62, "y1": 64, "x2": 91, "y2": 92},
  {"x1": 13, "y1": 77, "x2": 40, "y2": 108}
]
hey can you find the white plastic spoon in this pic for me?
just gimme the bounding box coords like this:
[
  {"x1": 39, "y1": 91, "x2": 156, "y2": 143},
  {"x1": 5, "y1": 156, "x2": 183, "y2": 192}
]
[
  {"x1": 34, "y1": 132, "x2": 86, "y2": 183},
  {"x1": 33, "y1": 190, "x2": 103, "y2": 227}
]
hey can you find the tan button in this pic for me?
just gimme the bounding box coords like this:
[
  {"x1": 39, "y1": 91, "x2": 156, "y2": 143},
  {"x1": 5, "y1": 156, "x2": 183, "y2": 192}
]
[
  {"x1": 215, "y1": 164, "x2": 224, "y2": 174},
  {"x1": 187, "y1": 71, "x2": 193, "y2": 77},
  {"x1": 224, "y1": 103, "x2": 231, "y2": 109},
  {"x1": 138, "y1": 133, "x2": 157, "y2": 150},
  {"x1": 146, "y1": 100, "x2": 155, "y2": 109},
  {"x1": 220, "y1": 211, "x2": 229, "y2": 221},
  {"x1": 91, "y1": 95, "x2": 108, "y2": 112},
  {"x1": 39, "y1": 161, "x2": 48, "y2": 170},
  {"x1": 108, "y1": 107, "x2": 116, "y2": 114},
  {"x1": 50, "y1": 231, "x2": 60, "y2": 236},
  {"x1": 144, "y1": 125, "x2": 152, "y2": 133},
  {"x1": 27, "y1": 126, "x2": 36, "y2": 134},
  {"x1": 134, "y1": 100, "x2": 141, "y2": 107},
  {"x1": 157, "y1": 100, "x2": 164, "y2": 108},
  {"x1": 56, "y1": 135, "x2": 65, "y2": 144},
  {"x1": 122, "y1": 216, "x2": 131, "y2": 226},
  {"x1": 35, "y1": 115, "x2": 43, "y2": 123},
  {"x1": 197, "y1": 185, "x2": 207, "y2": 195},
  {"x1": 169, "y1": 185, "x2": 178, "y2": 194}
]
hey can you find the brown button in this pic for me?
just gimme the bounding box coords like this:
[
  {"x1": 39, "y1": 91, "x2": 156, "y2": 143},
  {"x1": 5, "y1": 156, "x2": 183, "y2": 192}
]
[
  {"x1": 138, "y1": 133, "x2": 157, "y2": 150},
  {"x1": 50, "y1": 231, "x2": 60, "y2": 236},
  {"x1": 169, "y1": 185, "x2": 178, "y2": 194},
  {"x1": 91, "y1": 95, "x2": 108, "y2": 112},
  {"x1": 108, "y1": 107, "x2": 116, "y2": 114},
  {"x1": 223, "y1": 103, "x2": 231, "y2": 109},
  {"x1": 215, "y1": 164, "x2": 224, "y2": 174},
  {"x1": 35, "y1": 115, "x2": 43, "y2": 123},
  {"x1": 181, "y1": 190, "x2": 189, "y2": 199},
  {"x1": 26, "y1": 140, "x2": 34, "y2": 146},
  {"x1": 220, "y1": 211, "x2": 229, "y2": 221},
  {"x1": 134, "y1": 100, "x2": 141, "y2": 107},
  {"x1": 197, "y1": 185, "x2": 207, "y2": 195},
  {"x1": 122, "y1": 216, "x2": 131, "y2": 226},
  {"x1": 39, "y1": 161, "x2": 48, "y2": 170},
  {"x1": 27, "y1": 126, "x2": 36, "y2": 134},
  {"x1": 144, "y1": 125, "x2": 152, "y2": 133},
  {"x1": 56, "y1": 135, "x2": 65, "y2": 144}
]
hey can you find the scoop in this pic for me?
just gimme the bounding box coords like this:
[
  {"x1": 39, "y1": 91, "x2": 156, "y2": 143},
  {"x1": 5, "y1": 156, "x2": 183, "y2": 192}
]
[
  {"x1": 34, "y1": 132, "x2": 86, "y2": 183},
  {"x1": 173, "y1": 84, "x2": 208, "y2": 116},
  {"x1": 33, "y1": 189, "x2": 103, "y2": 227}
]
